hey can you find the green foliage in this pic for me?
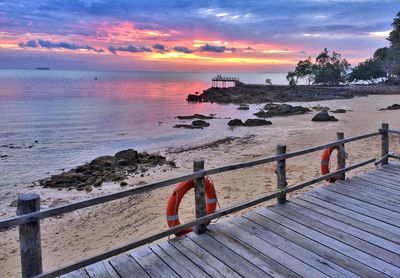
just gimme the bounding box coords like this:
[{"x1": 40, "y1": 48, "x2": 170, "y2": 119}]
[
  {"x1": 386, "y1": 12, "x2": 400, "y2": 78},
  {"x1": 286, "y1": 49, "x2": 350, "y2": 86},
  {"x1": 388, "y1": 12, "x2": 400, "y2": 47},
  {"x1": 313, "y1": 48, "x2": 350, "y2": 85},
  {"x1": 347, "y1": 58, "x2": 387, "y2": 84}
]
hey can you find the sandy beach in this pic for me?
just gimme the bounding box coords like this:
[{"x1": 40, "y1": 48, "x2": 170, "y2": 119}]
[{"x1": 1, "y1": 94, "x2": 400, "y2": 277}]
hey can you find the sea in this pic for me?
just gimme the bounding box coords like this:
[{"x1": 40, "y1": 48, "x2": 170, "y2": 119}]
[{"x1": 0, "y1": 70, "x2": 288, "y2": 187}]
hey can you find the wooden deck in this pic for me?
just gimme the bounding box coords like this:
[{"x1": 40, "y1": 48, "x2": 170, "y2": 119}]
[{"x1": 62, "y1": 163, "x2": 400, "y2": 278}]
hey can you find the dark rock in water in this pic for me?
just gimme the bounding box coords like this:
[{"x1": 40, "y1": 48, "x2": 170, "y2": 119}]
[
  {"x1": 380, "y1": 104, "x2": 400, "y2": 110},
  {"x1": 311, "y1": 110, "x2": 338, "y2": 122},
  {"x1": 228, "y1": 119, "x2": 243, "y2": 126},
  {"x1": 192, "y1": 120, "x2": 210, "y2": 127},
  {"x1": 254, "y1": 103, "x2": 310, "y2": 118},
  {"x1": 244, "y1": 119, "x2": 272, "y2": 126},
  {"x1": 237, "y1": 104, "x2": 249, "y2": 110},
  {"x1": 173, "y1": 124, "x2": 203, "y2": 129},
  {"x1": 331, "y1": 109, "x2": 347, "y2": 113},
  {"x1": 312, "y1": 106, "x2": 330, "y2": 111},
  {"x1": 115, "y1": 149, "x2": 139, "y2": 165},
  {"x1": 186, "y1": 94, "x2": 202, "y2": 102},
  {"x1": 38, "y1": 149, "x2": 174, "y2": 190},
  {"x1": 90, "y1": 156, "x2": 115, "y2": 167},
  {"x1": 175, "y1": 114, "x2": 215, "y2": 120},
  {"x1": 0, "y1": 155, "x2": 8, "y2": 158}
]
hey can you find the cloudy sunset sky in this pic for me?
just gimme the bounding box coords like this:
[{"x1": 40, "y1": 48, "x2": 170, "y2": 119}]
[{"x1": 0, "y1": 0, "x2": 399, "y2": 72}]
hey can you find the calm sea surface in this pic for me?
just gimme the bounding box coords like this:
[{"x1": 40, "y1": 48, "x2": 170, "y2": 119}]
[{"x1": 0, "y1": 70, "x2": 287, "y2": 187}]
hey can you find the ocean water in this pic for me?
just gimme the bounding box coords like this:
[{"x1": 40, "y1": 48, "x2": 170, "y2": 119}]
[{"x1": 0, "y1": 70, "x2": 288, "y2": 187}]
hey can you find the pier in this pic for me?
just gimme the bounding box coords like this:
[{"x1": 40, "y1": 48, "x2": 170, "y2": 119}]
[
  {"x1": 1, "y1": 123, "x2": 400, "y2": 277},
  {"x1": 211, "y1": 75, "x2": 240, "y2": 88}
]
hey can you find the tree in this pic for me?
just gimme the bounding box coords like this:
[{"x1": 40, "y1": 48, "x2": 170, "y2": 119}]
[
  {"x1": 347, "y1": 58, "x2": 387, "y2": 84},
  {"x1": 313, "y1": 48, "x2": 350, "y2": 85},
  {"x1": 386, "y1": 12, "x2": 400, "y2": 78},
  {"x1": 286, "y1": 57, "x2": 314, "y2": 86},
  {"x1": 286, "y1": 49, "x2": 350, "y2": 86}
]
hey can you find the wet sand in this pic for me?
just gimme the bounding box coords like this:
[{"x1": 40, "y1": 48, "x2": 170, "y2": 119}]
[{"x1": 1, "y1": 94, "x2": 400, "y2": 276}]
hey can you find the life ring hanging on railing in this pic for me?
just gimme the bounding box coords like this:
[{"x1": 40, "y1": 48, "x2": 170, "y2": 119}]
[
  {"x1": 321, "y1": 146, "x2": 339, "y2": 183},
  {"x1": 166, "y1": 177, "x2": 217, "y2": 236}
]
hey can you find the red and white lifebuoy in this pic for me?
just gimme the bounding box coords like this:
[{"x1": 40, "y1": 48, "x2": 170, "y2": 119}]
[
  {"x1": 321, "y1": 146, "x2": 339, "y2": 183},
  {"x1": 166, "y1": 177, "x2": 217, "y2": 236}
]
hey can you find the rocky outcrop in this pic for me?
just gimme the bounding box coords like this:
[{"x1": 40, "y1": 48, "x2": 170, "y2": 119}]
[
  {"x1": 254, "y1": 103, "x2": 311, "y2": 118},
  {"x1": 188, "y1": 85, "x2": 354, "y2": 104},
  {"x1": 228, "y1": 119, "x2": 244, "y2": 126},
  {"x1": 244, "y1": 119, "x2": 272, "y2": 126},
  {"x1": 38, "y1": 149, "x2": 175, "y2": 191},
  {"x1": 311, "y1": 110, "x2": 338, "y2": 122},
  {"x1": 237, "y1": 104, "x2": 249, "y2": 110},
  {"x1": 186, "y1": 93, "x2": 202, "y2": 102},
  {"x1": 331, "y1": 109, "x2": 347, "y2": 113},
  {"x1": 379, "y1": 104, "x2": 400, "y2": 110},
  {"x1": 175, "y1": 114, "x2": 215, "y2": 120},
  {"x1": 174, "y1": 120, "x2": 210, "y2": 129},
  {"x1": 228, "y1": 118, "x2": 272, "y2": 126}
]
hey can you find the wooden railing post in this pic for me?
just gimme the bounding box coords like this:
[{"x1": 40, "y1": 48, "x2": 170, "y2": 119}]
[
  {"x1": 17, "y1": 194, "x2": 42, "y2": 278},
  {"x1": 193, "y1": 159, "x2": 207, "y2": 234},
  {"x1": 337, "y1": 132, "x2": 346, "y2": 180},
  {"x1": 381, "y1": 123, "x2": 389, "y2": 165},
  {"x1": 276, "y1": 144, "x2": 287, "y2": 204}
]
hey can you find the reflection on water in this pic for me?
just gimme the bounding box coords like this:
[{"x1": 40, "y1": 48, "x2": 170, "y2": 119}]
[{"x1": 0, "y1": 70, "x2": 281, "y2": 186}]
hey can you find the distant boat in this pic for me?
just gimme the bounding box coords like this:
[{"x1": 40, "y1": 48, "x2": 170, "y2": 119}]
[{"x1": 35, "y1": 67, "x2": 50, "y2": 70}]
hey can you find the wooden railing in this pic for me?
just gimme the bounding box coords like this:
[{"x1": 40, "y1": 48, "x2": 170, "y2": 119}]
[{"x1": 0, "y1": 123, "x2": 398, "y2": 278}]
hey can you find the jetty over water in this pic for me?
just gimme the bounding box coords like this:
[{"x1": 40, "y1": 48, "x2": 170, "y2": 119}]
[
  {"x1": 1, "y1": 123, "x2": 400, "y2": 277},
  {"x1": 211, "y1": 75, "x2": 240, "y2": 88}
]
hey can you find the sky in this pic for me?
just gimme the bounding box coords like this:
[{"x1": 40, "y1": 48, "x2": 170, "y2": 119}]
[{"x1": 0, "y1": 0, "x2": 399, "y2": 72}]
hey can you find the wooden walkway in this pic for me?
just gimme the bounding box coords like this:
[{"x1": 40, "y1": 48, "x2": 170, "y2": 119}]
[{"x1": 62, "y1": 163, "x2": 400, "y2": 278}]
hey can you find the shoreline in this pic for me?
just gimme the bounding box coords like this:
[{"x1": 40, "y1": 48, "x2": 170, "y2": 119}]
[
  {"x1": 187, "y1": 84, "x2": 400, "y2": 104},
  {"x1": 1, "y1": 94, "x2": 400, "y2": 276}
]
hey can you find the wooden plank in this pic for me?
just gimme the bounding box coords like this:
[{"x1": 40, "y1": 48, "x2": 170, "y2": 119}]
[
  {"x1": 293, "y1": 194, "x2": 400, "y2": 245},
  {"x1": 377, "y1": 166, "x2": 400, "y2": 176},
  {"x1": 331, "y1": 181, "x2": 400, "y2": 206},
  {"x1": 186, "y1": 232, "x2": 272, "y2": 277},
  {"x1": 244, "y1": 210, "x2": 383, "y2": 278},
  {"x1": 374, "y1": 168, "x2": 400, "y2": 179},
  {"x1": 153, "y1": 242, "x2": 206, "y2": 278},
  {"x1": 367, "y1": 169, "x2": 400, "y2": 182},
  {"x1": 169, "y1": 236, "x2": 239, "y2": 278},
  {"x1": 102, "y1": 262, "x2": 121, "y2": 278},
  {"x1": 307, "y1": 187, "x2": 400, "y2": 223},
  {"x1": 324, "y1": 183, "x2": 400, "y2": 212},
  {"x1": 274, "y1": 201, "x2": 400, "y2": 265},
  {"x1": 85, "y1": 261, "x2": 119, "y2": 278},
  {"x1": 59, "y1": 269, "x2": 89, "y2": 278},
  {"x1": 130, "y1": 247, "x2": 179, "y2": 278},
  {"x1": 108, "y1": 254, "x2": 149, "y2": 278},
  {"x1": 300, "y1": 193, "x2": 400, "y2": 235},
  {"x1": 337, "y1": 180, "x2": 400, "y2": 202},
  {"x1": 255, "y1": 207, "x2": 400, "y2": 277},
  {"x1": 355, "y1": 174, "x2": 400, "y2": 190},
  {"x1": 208, "y1": 224, "x2": 302, "y2": 278},
  {"x1": 220, "y1": 217, "x2": 358, "y2": 278},
  {"x1": 351, "y1": 176, "x2": 400, "y2": 194}
]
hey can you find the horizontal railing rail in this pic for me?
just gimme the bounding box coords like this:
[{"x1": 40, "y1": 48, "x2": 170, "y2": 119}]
[
  {"x1": 34, "y1": 157, "x2": 376, "y2": 278},
  {"x1": 0, "y1": 131, "x2": 380, "y2": 230},
  {"x1": 2, "y1": 123, "x2": 399, "y2": 278}
]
